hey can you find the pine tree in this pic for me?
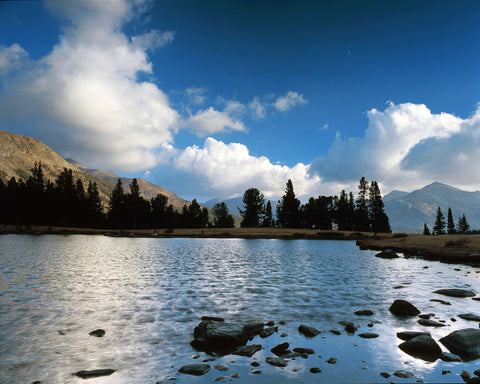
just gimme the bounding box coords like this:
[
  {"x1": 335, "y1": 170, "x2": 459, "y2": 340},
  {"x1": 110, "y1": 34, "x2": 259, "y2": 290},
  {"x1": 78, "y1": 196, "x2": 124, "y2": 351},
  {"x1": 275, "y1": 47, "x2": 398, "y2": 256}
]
[
  {"x1": 354, "y1": 177, "x2": 369, "y2": 231},
  {"x1": 423, "y1": 222, "x2": 431, "y2": 235},
  {"x1": 457, "y1": 214, "x2": 470, "y2": 234},
  {"x1": 368, "y1": 181, "x2": 391, "y2": 234},
  {"x1": 151, "y1": 193, "x2": 169, "y2": 228},
  {"x1": 447, "y1": 207, "x2": 456, "y2": 234},
  {"x1": 276, "y1": 179, "x2": 301, "y2": 228},
  {"x1": 262, "y1": 200, "x2": 274, "y2": 227},
  {"x1": 87, "y1": 181, "x2": 103, "y2": 227},
  {"x1": 213, "y1": 202, "x2": 235, "y2": 228},
  {"x1": 432, "y1": 207, "x2": 446, "y2": 235},
  {"x1": 108, "y1": 179, "x2": 126, "y2": 227},
  {"x1": 239, "y1": 188, "x2": 265, "y2": 227}
]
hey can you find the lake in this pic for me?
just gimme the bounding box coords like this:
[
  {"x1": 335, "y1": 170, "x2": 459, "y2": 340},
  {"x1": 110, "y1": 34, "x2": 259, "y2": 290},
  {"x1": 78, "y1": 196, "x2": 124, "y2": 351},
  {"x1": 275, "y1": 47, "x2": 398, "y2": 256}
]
[{"x1": 0, "y1": 235, "x2": 479, "y2": 383}]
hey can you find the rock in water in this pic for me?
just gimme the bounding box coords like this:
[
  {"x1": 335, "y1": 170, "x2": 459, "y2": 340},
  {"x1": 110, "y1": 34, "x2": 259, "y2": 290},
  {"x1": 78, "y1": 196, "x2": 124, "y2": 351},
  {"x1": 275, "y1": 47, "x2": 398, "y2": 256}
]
[
  {"x1": 354, "y1": 309, "x2": 374, "y2": 316},
  {"x1": 191, "y1": 319, "x2": 247, "y2": 353},
  {"x1": 298, "y1": 324, "x2": 320, "y2": 337},
  {"x1": 231, "y1": 344, "x2": 262, "y2": 357},
  {"x1": 260, "y1": 327, "x2": 277, "y2": 338},
  {"x1": 441, "y1": 352, "x2": 462, "y2": 362},
  {"x1": 265, "y1": 357, "x2": 287, "y2": 367},
  {"x1": 178, "y1": 364, "x2": 211, "y2": 376},
  {"x1": 389, "y1": 299, "x2": 421, "y2": 317},
  {"x1": 459, "y1": 314, "x2": 480, "y2": 322},
  {"x1": 73, "y1": 369, "x2": 115, "y2": 378},
  {"x1": 440, "y1": 328, "x2": 480, "y2": 361},
  {"x1": 375, "y1": 249, "x2": 399, "y2": 259},
  {"x1": 358, "y1": 332, "x2": 379, "y2": 339},
  {"x1": 418, "y1": 318, "x2": 445, "y2": 327},
  {"x1": 393, "y1": 370, "x2": 414, "y2": 378},
  {"x1": 433, "y1": 289, "x2": 476, "y2": 298},
  {"x1": 271, "y1": 342, "x2": 290, "y2": 356},
  {"x1": 88, "y1": 329, "x2": 106, "y2": 337},
  {"x1": 399, "y1": 334, "x2": 443, "y2": 362},
  {"x1": 397, "y1": 331, "x2": 431, "y2": 341}
]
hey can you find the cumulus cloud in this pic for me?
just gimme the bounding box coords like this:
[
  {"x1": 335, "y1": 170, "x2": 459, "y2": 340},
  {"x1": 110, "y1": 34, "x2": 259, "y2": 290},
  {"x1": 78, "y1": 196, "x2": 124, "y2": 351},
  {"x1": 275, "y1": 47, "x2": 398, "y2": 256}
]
[
  {"x1": 0, "y1": 43, "x2": 29, "y2": 76},
  {"x1": 309, "y1": 102, "x2": 478, "y2": 192},
  {"x1": 248, "y1": 97, "x2": 266, "y2": 119},
  {"x1": 174, "y1": 137, "x2": 322, "y2": 198},
  {"x1": 182, "y1": 107, "x2": 246, "y2": 136},
  {"x1": 274, "y1": 91, "x2": 308, "y2": 112},
  {"x1": 0, "y1": 0, "x2": 178, "y2": 172},
  {"x1": 185, "y1": 87, "x2": 207, "y2": 105}
]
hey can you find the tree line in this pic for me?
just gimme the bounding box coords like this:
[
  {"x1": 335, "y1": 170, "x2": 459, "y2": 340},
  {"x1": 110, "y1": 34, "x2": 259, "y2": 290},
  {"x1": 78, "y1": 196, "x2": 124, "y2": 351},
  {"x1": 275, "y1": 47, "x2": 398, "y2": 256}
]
[
  {"x1": 0, "y1": 163, "x2": 235, "y2": 229},
  {"x1": 238, "y1": 177, "x2": 391, "y2": 233},
  {"x1": 423, "y1": 207, "x2": 471, "y2": 235}
]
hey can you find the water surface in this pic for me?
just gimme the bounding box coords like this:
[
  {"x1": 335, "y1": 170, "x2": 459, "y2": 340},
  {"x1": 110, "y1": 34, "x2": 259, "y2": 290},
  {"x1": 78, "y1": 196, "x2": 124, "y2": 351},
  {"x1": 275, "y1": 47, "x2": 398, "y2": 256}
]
[{"x1": 1, "y1": 235, "x2": 479, "y2": 383}]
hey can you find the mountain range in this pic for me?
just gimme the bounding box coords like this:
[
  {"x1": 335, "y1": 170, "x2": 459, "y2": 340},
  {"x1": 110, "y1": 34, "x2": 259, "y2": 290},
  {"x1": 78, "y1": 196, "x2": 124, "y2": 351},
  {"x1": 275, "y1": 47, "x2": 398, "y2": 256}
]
[{"x1": 1, "y1": 129, "x2": 479, "y2": 232}]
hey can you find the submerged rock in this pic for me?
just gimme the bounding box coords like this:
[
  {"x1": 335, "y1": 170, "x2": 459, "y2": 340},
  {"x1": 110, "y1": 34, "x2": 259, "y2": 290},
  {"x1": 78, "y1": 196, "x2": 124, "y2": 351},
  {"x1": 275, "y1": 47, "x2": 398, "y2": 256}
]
[
  {"x1": 73, "y1": 369, "x2": 115, "y2": 379},
  {"x1": 418, "y1": 318, "x2": 445, "y2": 327},
  {"x1": 244, "y1": 323, "x2": 264, "y2": 338},
  {"x1": 265, "y1": 357, "x2": 287, "y2": 367},
  {"x1": 354, "y1": 309, "x2": 374, "y2": 316},
  {"x1": 298, "y1": 324, "x2": 320, "y2": 337},
  {"x1": 191, "y1": 319, "x2": 247, "y2": 353},
  {"x1": 434, "y1": 289, "x2": 476, "y2": 298},
  {"x1": 461, "y1": 370, "x2": 473, "y2": 383},
  {"x1": 430, "y1": 298, "x2": 452, "y2": 305},
  {"x1": 293, "y1": 347, "x2": 315, "y2": 354},
  {"x1": 358, "y1": 332, "x2": 379, "y2": 339},
  {"x1": 326, "y1": 357, "x2": 338, "y2": 364},
  {"x1": 459, "y1": 314, "x2": 480, "y2": 322},
  {"x1": 88, "y1": 329, "x2": 106, "y2": 337},
  {"x1": 232, "y1": 344, "x2": 262, "y2": 357},
  {"x1": 375, "y1": 249, "x2": 399, "y2": 259},
  {"x1": 398, "y1": 334, "x2": 443, "y2": 362},
  {"x1": 310, "y1": 367, "x2": 322, "y2": 373},
  {"x1": 271, "y1": 342, "x2": 290, "y2": 356},
  {"x1": 441, "y1": 352, "x2": 462, "y2": 362},
  {"x1": 178, "y1": 364, "x2": 211, "y2": 376},
  {"x1": 440, "y1": 328, "x2": 480, "y2": 361},
  {"x1": 259, "y1": 327, "x2": 277, "y2": 338},
  {"x1": 393, "y1": 370, "x2": 414, "y2": 378},
  {"x1": 389, "y1": 299, "x2": 421, "y2": 317}
]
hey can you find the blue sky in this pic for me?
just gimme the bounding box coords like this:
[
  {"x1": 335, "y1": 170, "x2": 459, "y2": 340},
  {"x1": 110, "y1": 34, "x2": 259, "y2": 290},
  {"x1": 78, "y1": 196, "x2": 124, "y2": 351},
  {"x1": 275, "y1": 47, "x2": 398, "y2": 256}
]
[{"x1": 0, "y1": 0, "x2": 479, "y2": 202}]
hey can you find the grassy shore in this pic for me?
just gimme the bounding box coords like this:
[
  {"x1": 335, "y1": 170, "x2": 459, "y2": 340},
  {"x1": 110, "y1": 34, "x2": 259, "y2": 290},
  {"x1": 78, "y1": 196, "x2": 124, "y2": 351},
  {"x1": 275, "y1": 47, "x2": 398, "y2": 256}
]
[{"x1": 3, "y1": 225, "x2": 480, "y2": 265}]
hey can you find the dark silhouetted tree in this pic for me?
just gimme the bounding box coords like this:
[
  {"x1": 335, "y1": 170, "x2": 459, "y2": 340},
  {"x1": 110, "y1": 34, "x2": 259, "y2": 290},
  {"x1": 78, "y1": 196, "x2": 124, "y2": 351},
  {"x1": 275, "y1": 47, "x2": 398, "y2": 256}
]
[
  {"x1": 262, "y1": 200, "x2": 274, "y2": 227},
  {"x1": 108, "y1": 179, "x2": 126, "y2": 227},
  {"x1": 212, "y1": 202, "x2": 235, "y2": 228},
  {"x1": 433, "y1": 207, "x2": 446, "y2": 235},
  {"x1": 86, "y1": 181, "x2": 103, "y2": 227},
  {"x1": 355, "y1": 177, "x2": 369, "y2": 231},
  {"x1": 368, "y1": 181, "x2": 391, "y2": 234},
  {"x1": 447, "y1": 207, "x2": 456, "y2": 234},
  {"x1": 151, "y1": 193, "x2": 169, "y2": 228},
  {"x1": 239, "y1": 188, "x2": 265, "y2": 227},
  {"x1": 301, "y1": 195, "x2": 333, "y2": 230},
  {"x1": 457, "y1": 214, "x2": 470, "y2": 234},
  {"x1": 423, "y1": 222, "x2": 431, "y2": 235},
  {"x1": 277, "y1": 179, "x2": 301, "y2": 228},
  {"x1": 125, "y1": 178, "x2": 150, "y2": 228}
]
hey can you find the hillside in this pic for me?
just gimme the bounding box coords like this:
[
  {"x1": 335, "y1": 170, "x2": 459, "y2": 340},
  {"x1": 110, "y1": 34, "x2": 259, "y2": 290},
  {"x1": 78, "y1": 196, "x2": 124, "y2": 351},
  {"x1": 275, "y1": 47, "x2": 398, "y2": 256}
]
[
  {"x1": 0, "y1": 130, "x2": 114, "y2": 206},
  {"x1": 384, "y1": 182, "x2": 480, "y2": 233},
  {"x1": 65, "y1": 159, "x2": 190, "y2": 209}
]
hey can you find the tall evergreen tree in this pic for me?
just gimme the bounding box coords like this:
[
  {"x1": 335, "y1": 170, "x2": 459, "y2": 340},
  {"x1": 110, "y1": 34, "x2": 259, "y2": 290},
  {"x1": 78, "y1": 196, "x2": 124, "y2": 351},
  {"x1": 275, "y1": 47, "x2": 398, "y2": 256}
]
[
  {"x1": 212, "y1": 202, "x2": 235, "y2": 228},
  {"x1": 86, "y1": 181, "x2": 103, "y2": 227},
  {"x1": 262, "y1": 200, "x2": 274, "y2": 227},
  {"x1": 276, "y1": 179, "x2": 301, "y2": 228},
  {"x1": 457, "y1": 214, "x2": 470, "y2": 234},
  {"x1": 108, "y1": 179, "x2": 126, "y2": 227},
  {"x1": 354, "y1": 177, "x2": 369, "y2": 231},
  {"x1": 423, "y1": 222, "x2": 431, "y2": 235},
  {"x1": 447, "y1": 207, "x2": 456, "y2": 234},
  {"x1": 300, "y1": 195, "x2": 333, "y2": 230},
  {"x1": 432, "y1": 207, "x2": 446, "y2": 235},
  {"x1": 368, "y1": 181, "x2": 391, "y2": 234},
  {"x1": 125, "y1": 178, "x2": 149, "y2": 228},
  {"x1": 239, "y1": 187, "x2": 265, "y2": 227},
  {"x1": 151, "y1": 193, "x2": 169, "y2": 228}
]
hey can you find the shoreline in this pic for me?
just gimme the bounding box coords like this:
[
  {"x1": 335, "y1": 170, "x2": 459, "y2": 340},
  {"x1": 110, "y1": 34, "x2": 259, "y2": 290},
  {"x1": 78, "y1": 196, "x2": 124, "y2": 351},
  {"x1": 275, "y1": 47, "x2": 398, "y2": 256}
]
[{"x1": 3, "y1": 225, "x2": 480, "y2": 265}]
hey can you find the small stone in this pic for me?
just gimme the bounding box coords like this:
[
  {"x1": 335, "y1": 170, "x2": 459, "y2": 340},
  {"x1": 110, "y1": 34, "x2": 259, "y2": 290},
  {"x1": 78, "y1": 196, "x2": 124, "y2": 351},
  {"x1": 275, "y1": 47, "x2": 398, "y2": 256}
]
[
  {"x1": 298, "y1": 324, "x2": 320, "y2": 337},
  {"x1": 231, "y1": 373, "x2": 240, "y2": 378},
  {"x1": 266, "y1": 320, "x2": 275, "y2": 326},
  {"x1": 393, "y1": 370, "x2": 414, "y2": 378},
  {"x1": 192, "y1": 353, "x2": 200, "y2": 359},
  {"x1": 178, "y1": 364, "x2": 211, "y2": 376},
  {"x1": 389, "y1": 299, "x2": 421, "y2": 317},
  {"x1": 88, "y1": 329, "x2": 106, "y2": 337},
  {"x1": 440, "y1": 352, "x2": 462, "y2": 362},
  {"x1": 310, "y1": 367, "x2": 321, "y2": 373},
  {"x1": 260, "y1": 327, "x2": 277, "y2": 338},
  {"x1": 280, "y1": 333, "x2": 288, "y2": 337},
  {"x1": 213, "y1": 365, "x2": 229, "y2": 372},
  {"x1": 329, "y1": 329, "x2": 341, "y2": 335},
  {"x1": 201, "y1": 316, "x2": 225, "y2": 322},
  {"x1": 250, "y1": 361, "x2": 260, "y2": 367},
  {"x1": 418, "y1": 318, "x2": 445, "y2": 327},
  {"x1": 271, "y1": 342, "x2": 290, "y2": 356},
  {"x1": 354, "y1": 309, "x2": 374, "y2": 316},
  {"x1": 442, "y1": 370, "x2": 452, "y2": 375},
  {"x1": 358, "y1": 333, "x2": 379, "y2": 339},
  {"x1": 250, "y1": 370, "x2": 262, "y2": 374},
  {"x1": 430, "y1": 298, "x2": 452, "y2": 305},
  {"x1": 214, "y1": 376, "x2": 225, "y2": 381},
  {"x1": 265, "y1": 357, "x2": 287, "y2": 367},
  {"x1": 418, "y1": 313, "x2": 434, "y2": 319},
  {"x1": 232, "y1": 344, "x2": 262, "y2": 357},
  {"x1": 461, "y1": 370, "x2": 473, "y2": 383},
  {"x1": 380, "y1": 372, "x2": 390, "y2": 378},
  {"x1": 375, "y1": 249, "x2": 399, "y2": 258},
  {"x1": 474, "y1": 369, "x2": 480, "y2": 377},
  {"x1": 326, "y1": 357, "x2": 338, "y2": 364},
  {"x1": 459, "y1": 314, "x2": 480, "y2": 322},
  {"x1": 73, "y1": 369, "x2": 115, "y2": 379},
  {"x1": 293, "y1": 347, "x2": 315, "y2": 354},
  {"x1": 397, "y1": 331, "x2": 431, "y2": 341},
  {"x1": 434, "y1": 289, "x2": 476, "y2": 298}
]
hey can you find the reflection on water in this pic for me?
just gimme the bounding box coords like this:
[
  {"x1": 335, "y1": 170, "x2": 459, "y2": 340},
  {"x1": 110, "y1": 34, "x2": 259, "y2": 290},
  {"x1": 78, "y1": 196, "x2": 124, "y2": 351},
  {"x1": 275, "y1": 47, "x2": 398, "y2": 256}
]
[{"x1": 0, "y1": 235, "x2": 479, "y2": 383}]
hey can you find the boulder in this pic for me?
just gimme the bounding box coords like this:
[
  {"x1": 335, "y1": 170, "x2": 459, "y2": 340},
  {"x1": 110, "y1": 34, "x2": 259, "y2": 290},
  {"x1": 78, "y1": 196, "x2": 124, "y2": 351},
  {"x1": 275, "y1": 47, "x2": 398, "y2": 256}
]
[
  {"x1": 244, "y1": 322, "x2": 264, "y2": 338},
  {"x1": 265, "y1": 357, "x2": 287, "y2": 367},
  {"x1": 434, "y1": 289, "x2": 476, "y2": 298},
  {"x1": 441, "y1": 352, "x2": 462, "y2": 362},
  {"x1": 375, "y1": 249, "x2": 399, "y2": 259},
  {"x1": 440, "y1": 328, "x2": 480, "y2": 361},
  {"x1": 358, "y1": 332, "x2": 379, "y2": 339},
  {"x1": 397, "y1": 331, "x2": 431, "y2": 341},
  {"x1": 389, "y1": 299, "x2": 421, "y2": 317},
  {"x1": 310, "y1": 367, "x2": 321, "y2": 373},
  {"x1": 398, "y1": 334, "x2": 443, "y2": 362},
  {"x1": 393, "y1": 370, "x2": 414, "y2": 378},
  {"x1": 271, "y1": 342, "x2": 290, "y2": 356},
  {"x1": 418, "y1": 318, "x2": 445, "y2": 327},
  {"x1": 260, "y1": 327, "x2": 277, "y2": 338},
  {"x1": 298, "y1": 324, "x2": 320, "y2": 337},
  {"x1": 73, "y1": 369, "x2": 115, "y2": 379},
  {"x1": 178, "y1": 364, "x2": 211, "y2": 376},
  {"x1": 191, "y1": 319, "x2": 247, "y2": 352},
  {"x1": 459, "y1": 314, "x2": 480, "y2": 322},
  {"x1": 231, "y1": 344, "x2": 262, "y2": 357},
  {"x1": 354, "y1": 309, "x2": 374, "y2": 316}
]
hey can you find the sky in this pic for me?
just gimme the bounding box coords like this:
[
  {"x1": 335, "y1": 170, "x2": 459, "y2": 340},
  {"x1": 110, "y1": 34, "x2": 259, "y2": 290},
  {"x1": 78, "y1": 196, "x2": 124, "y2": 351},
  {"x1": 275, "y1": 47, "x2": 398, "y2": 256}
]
[{"x1": 0, "y1": 0, "x2": 479, "y2": 202}]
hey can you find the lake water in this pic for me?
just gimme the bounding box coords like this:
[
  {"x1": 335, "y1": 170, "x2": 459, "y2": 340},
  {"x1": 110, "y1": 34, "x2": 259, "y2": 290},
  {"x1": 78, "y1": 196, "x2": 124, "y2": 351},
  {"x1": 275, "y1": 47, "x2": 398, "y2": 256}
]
[{"x1": 1, "y1": 235, "x2": 479, "y2": 383}]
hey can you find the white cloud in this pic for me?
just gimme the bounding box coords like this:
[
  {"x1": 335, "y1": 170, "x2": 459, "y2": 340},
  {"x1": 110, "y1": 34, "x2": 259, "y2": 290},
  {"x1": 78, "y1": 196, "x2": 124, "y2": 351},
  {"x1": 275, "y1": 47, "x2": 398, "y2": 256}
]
[
  {"x1": 185, "y1": 87, "x2": 207, "y2": 105},
  {"x1": 0, "y1": 43, "x2": 28, "y2": 76},
  {"x1": 182, "y1": 107, "x2": 246, "y2": 136},
  {"x1": 309, "y1": 102, "x2": 474, "y2": 193},
  {"x1": 174, "y1": 137, "x2": 322, "y2": 198},
  {"x1": 248, "y1": 97, "x2": 266, "y2": 119},
  {"x1": 274, "y1": 91, "x2": 308, "y2": 112},
  {"x1": 0, "y1": 0, "x2": 178, "y2": 172}
]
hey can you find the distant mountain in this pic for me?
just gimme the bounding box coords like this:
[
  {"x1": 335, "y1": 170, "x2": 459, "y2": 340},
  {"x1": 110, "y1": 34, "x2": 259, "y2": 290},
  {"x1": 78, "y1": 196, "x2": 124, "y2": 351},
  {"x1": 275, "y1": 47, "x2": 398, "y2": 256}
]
[
  {"x1": 65, "y1": 158, "x2": 190, "y2": 209},
  {"x1": 0, "y1": 130, "x2": 114, "y2": 205},
  {"x1": 384, "y1": 182, "x2": 480, "y2": 233}
]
